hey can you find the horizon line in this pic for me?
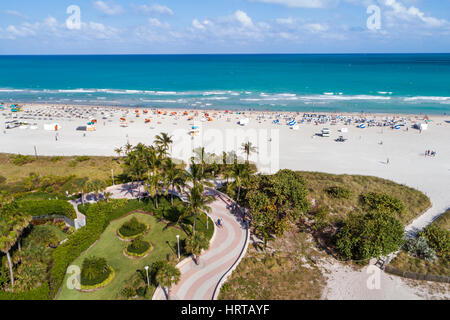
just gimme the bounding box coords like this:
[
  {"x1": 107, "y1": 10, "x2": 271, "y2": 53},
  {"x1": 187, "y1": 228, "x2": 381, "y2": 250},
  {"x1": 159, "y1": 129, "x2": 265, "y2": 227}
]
[{"x1": 1, "y1": 52, "x2": 450, "y2": 56}]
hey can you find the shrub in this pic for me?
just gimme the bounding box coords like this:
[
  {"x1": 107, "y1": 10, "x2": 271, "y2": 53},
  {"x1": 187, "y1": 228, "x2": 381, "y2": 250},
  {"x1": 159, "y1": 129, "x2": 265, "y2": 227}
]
[
  {"x1": 121, "y1": 287, "x2": 135, "y2": 299},
  {"x1": 421, "y1": 225, "x2": 450, "y2": 259},
  {"x1": 17, "y1": 200, "x2": 76, "y2": 220},
  {"x1": 118, "y1": 217, "x2": 147, "y2": 238},
  {"x1": 324, "y1": 186, "x2": 352, "y2": 199},
  {"x1": 24, "y1": 225, "x2": 60, "y2": 248},
  {"x1": 75, "y1": 156, "x2": 90, "y2": 163},
  {"x1": 403, "y1": 236, "x2": 437, "y2": 262},
  {"x1": 80, "y1": 256, "x2": 111, "y2": 286},
  {"x1": 335, "y1": 212, "x2": 405, "y2": 262},
  {"x1": 50, "y1": 156, "x2": 63, "y2": 163},
  {"x1": 136, "y1": 287, "x2": 146, "y2": 297},
  {"x1": 360, "y1": 192, "x2": 405, "y2": 216},
  {"x1": 68, "y1": 160, "x2": 78, "y2": 167},
  {"x1": 0, "y1": 176, "x2": 6, "y2": 184},
  {"x1": 311, "y1": 207, "x2": 330, "y2": 231},
  {"x1": 126, "y1": 236, "x2": 151, "y2": 255},
  {"x1": 9, "y1": 154, "x2": 35, "y2": 166}
]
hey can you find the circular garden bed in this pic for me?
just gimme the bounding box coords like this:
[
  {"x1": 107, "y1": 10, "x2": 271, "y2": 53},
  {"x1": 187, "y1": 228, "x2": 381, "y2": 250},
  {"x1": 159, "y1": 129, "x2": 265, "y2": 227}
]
[
  {"x1": 116, "y1": 217, "x2": 150, "y2": 241},
  {"x1": 123, "y1": 237, "x2": 153, "y2": 260},
  {"x1": 78, "y1": 257, "x2": 115, "y2": 292}
]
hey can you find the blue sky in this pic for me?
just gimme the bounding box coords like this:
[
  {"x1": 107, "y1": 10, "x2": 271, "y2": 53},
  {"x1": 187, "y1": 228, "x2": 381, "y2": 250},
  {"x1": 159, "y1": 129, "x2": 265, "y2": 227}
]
[{"x1": 0, "y1": 0, "x2": 449, "y2": 54}]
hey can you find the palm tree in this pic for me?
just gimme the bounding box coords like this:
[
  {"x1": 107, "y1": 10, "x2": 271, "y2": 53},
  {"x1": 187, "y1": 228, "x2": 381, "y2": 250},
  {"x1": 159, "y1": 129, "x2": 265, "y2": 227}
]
[
  {"x1": 185, "y1": 160, "x2": 214, "y2": 190},
  {"x1": 185, "y1": 232, "x2": 210, "y2": 265},
  {"x1": 74, "y1": 177, "x2": 89, "y2": 205},
  {"x1": 125, "y1": 151, "x2": 146, "y2": 197},
  {"x1": 164, "y1": 158, "x2": 186, "y2": 205},
  {"x1": 146, "y1": 172, "x2": 162, "y2": 208},
  {"x1": 124, "y1": 142, "x2": 133, "y2": 155},
  {"x1": 155, "y1": 262, "x2": 180, "y2": 300},
  {"x1": 155, "y1": 132, "x2": 173, "y2": 156},
  {"x1": 103, "y1": 191, "x2": 113, "y2": 202},
  {"x1": 0, "y1": 204, "x2": 31, "y2": 288},
  {"x1": 90, "y1": 179, "x2": 106, "y2": 200},
  {"x1": 241, "y1": 141, "x2": 258, "y2": 163},
  {"x1": 193, "y1": 147, "x2": 207, "y2": 175},
  {"x1": 114, "y1": 147, "x2": 123, "y2": 158},
  {"x1": 182, "y1": 184, "x2": 213, "y2": 235},
  {"x1": 230, "y1": 162, "x2": 250, "y2": 206}
]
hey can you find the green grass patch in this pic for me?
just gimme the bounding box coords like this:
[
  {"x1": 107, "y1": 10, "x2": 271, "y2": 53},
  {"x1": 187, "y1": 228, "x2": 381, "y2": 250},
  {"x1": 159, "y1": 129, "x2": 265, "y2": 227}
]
[
  {"x1": 219, "y1": 228, "x2": 326, "y2": 300},
  {"x1": 299, "y1": 171, "x2": 430, "y2": 225},
  {"x1": 57, "y1": 212, "x2": 186, "y2": 300},
  {"x1": 0, "y1": 153, "x2": 121, "y2": 184}
]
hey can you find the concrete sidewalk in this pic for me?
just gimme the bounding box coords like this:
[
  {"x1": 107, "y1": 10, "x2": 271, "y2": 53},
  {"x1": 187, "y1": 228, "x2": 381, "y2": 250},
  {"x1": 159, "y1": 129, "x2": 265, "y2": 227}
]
[{"x1": 153, "y1": 194, "x2": 248, "y2": 300}]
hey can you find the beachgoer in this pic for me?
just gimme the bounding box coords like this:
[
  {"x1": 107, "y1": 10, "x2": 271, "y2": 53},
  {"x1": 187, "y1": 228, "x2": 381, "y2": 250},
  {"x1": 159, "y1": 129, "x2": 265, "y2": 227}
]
[{"x1": 387, "y1": 158, "x2": 390, "y2": 164}]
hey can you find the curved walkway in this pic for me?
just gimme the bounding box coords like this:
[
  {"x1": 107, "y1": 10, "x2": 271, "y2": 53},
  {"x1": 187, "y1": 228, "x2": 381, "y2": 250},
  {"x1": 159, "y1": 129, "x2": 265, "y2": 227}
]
[
  {"x1": 74, "y1": 182, "x2": 249, "y2": 300},
  {"x1": 153, "y1": 190, "x2": 248, "y2": 300}
]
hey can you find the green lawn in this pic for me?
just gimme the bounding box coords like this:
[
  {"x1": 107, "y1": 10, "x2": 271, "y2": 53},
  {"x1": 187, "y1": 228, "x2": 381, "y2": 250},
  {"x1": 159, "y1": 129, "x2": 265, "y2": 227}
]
[{"x1": 57, "y1": 212, "x2": 187, "y2": 300}]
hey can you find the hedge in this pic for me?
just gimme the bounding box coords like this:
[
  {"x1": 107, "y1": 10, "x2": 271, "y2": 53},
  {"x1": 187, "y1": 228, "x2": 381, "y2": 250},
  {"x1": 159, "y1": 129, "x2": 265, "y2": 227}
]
[
  {"x1": 18, "y1": 200, "x2": 76, "y2": 220},
  {"x1": 50, "y1": 202, "x2": 108, "y2": 298},
  {"x1": 117, "y1": 223, "x2": 150, "y2": 241},
  {"x1": 0, "y1": 282, "x2": 50, "y2": 300}
]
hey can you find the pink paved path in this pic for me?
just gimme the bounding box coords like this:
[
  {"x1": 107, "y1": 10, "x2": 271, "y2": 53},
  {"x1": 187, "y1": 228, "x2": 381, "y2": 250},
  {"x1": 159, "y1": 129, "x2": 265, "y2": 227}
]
[{"x1": 153, "y1": 190, "x2": 248, "y2": 300}]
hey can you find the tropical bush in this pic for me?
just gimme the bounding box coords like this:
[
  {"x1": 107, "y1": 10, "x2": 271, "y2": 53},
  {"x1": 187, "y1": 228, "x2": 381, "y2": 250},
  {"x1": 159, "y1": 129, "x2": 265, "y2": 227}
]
[
  {"x1": 75, "y1": 156, "x2": 91, "y2": 163},
  {"x1": 126, "y1": 236, "x2": 151, "y2": 256},
  {"x1": 311, "y1": 207, "x2": 330, "y2": 231},
  {"x1": 360, "y1": 192, "x2": 405, "y2": 216},
  {"x1": 185, "y1": 232, "x2": 210, "y2": 264},
  {"x1": 335, "y1": 212, "x2": 405, "y2": 262},
  {"x1": 246, "y1": 169, "x2": 310, "y2": 246},
  {"x1": 403, "y1": 236, "x2": 437, "y2": 262},
  {"x1": 23, "y1": 225, "x2": 60, "y2": 248},
  {"x1": 80, "y1": 256, "x2": 111, "y2": 286},
  {"x1": 118, "y1": 217, "x2": 148, "y2": 239},
  {"x1": 9, "y1": 154, "x2": 35, "y2": 166},
  {"x1": 324, "y1": 186, "x2": 352, "y2": 199},
  {"x1": 420, "y1": 225, "x2": 450, "y2": 259}
]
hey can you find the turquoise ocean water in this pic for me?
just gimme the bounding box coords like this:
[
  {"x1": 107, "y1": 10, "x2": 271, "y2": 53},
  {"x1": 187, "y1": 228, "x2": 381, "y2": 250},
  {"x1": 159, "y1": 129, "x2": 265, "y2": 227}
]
[{"x1": 0, "y1": 54, "x2": 449, "y2": 114}]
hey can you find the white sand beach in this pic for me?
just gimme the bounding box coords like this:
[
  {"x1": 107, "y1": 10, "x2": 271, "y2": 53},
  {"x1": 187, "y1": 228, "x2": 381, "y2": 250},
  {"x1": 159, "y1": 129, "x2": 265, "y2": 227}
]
[{"x1": 1, "y1": 103, "x2": 449, "y2": 299}]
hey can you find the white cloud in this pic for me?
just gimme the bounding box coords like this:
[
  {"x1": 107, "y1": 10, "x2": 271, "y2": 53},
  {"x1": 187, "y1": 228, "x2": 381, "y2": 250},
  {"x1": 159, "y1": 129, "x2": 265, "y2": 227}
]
[
  {"x1": 135, "y1": 3, "x2": 174, "y2": 15},
  {"x1": 0, "y1": 16, "x2": 120, "y2": 41},
  {"x1": 192, "y1": 19, "x2": 207, "y2": 31},
  {"x1": 4, "y1": 10, "x2": 28, "y2": 19},
  {"x1": 234, "y1": 10, "x2": 254, "y2": 28},
  {"x1": 148, "y1": 18, "x2": 170, "y2": 28},
  {"x1": 93, "y1": 1, "x2": 124, "y2": 16},
  {"x1": 251, "y1": 0, "x2": 338, "y2": 8},
  {"x1": 382, "y1": 0, "x2": 447, "y2": 28}
]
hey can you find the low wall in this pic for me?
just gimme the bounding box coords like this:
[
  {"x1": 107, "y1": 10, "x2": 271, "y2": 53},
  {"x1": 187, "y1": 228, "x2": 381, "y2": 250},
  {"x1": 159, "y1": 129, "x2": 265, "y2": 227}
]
[
  {"x1": 32, "y1": 215, "x2": 75, "y2": 227},
  {"x1": 384, "y1": 265, "x2": 450, "y2": 283}
]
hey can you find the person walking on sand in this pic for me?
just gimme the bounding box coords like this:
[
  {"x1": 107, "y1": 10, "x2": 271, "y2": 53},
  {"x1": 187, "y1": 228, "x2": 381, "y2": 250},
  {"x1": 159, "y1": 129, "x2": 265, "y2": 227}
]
[{"x1": 387, "y1": 157, "x2": 390, "y2": 165}]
